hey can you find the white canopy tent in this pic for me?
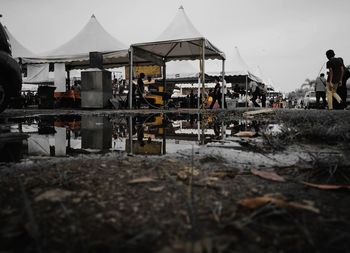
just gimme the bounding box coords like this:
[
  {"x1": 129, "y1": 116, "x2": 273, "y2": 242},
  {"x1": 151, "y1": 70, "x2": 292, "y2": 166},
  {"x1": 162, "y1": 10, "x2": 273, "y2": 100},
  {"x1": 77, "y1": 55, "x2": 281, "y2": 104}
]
[
  {"x1": 21, "y1": 15, "x2": 135, "y2": 68},
  {"x1": 206, "y1": 46, "x2": 262, "y2": 106},
  {"x1": 253, "y1": 65, "x2": 276, "y2": 89},
  {"x1": 207, "y1": 46, "x2": 261, "y2": 83},
  {"x1": 129, "y1": 6, "x2": 226, "y2": 109},
  {"x1": 4, "y1": 26, "x2": 36, "y2": 59}
]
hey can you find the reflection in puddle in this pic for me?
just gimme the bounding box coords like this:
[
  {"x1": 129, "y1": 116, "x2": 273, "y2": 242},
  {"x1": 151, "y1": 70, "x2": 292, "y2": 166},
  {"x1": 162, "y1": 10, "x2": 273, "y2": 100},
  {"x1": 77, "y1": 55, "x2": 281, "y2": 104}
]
[{"x1": 0, "y1": 113, "x2": 270, "y2": 162}]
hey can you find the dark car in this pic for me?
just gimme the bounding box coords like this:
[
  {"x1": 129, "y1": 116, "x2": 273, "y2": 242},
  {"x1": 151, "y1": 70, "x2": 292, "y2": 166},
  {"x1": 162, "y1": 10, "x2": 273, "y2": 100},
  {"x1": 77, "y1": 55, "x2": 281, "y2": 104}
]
[{"x1": 0, "y1": 16, "x2": 22, "y2": 112}]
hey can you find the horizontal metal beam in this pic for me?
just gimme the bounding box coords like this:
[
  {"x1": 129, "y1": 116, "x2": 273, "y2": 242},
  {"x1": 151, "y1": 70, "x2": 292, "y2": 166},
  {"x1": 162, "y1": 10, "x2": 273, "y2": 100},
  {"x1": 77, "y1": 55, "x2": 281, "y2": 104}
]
[{"x1": 132, "y1": 46, "x2": 164, "y2": 66}]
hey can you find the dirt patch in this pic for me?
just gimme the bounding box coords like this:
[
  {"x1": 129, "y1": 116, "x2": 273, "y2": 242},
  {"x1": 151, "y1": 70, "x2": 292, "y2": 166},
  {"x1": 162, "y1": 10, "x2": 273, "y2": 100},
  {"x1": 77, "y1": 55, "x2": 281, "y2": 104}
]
[
  {"x1": 1, "y1": 150, "x2": 350, "y2": 253},
  {"x1": 1, "y1": 109, "x2": 350, "y2": 252}
]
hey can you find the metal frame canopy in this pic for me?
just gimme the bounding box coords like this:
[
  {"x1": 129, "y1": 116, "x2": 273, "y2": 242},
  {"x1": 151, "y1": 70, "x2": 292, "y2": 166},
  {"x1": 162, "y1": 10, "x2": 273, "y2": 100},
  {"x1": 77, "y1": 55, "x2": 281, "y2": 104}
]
[{"x1": 128, "y1": 6, "x2": 226, "y2": 109}]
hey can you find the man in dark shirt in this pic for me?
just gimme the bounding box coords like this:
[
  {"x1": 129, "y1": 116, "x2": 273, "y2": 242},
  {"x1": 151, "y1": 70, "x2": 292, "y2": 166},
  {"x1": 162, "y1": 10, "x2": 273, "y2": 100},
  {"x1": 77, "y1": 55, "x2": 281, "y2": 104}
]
[
  {"x1": 209, "y1": 78, "x2": 222, "y2": 109},
  {"x1": 325, "y1": 49, "x2": 343, "y2": 110},
  {"x1": 136, "y1": 72, "x2": 145, "y2": 108}
]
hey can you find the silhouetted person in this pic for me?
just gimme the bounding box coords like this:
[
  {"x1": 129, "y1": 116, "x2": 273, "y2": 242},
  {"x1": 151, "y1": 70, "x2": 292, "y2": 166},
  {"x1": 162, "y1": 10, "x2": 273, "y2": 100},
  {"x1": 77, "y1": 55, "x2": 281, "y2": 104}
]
[
  {"x1": 189, "y1": 89, "x2": 195, "y2": 108},
  {"x1": 260, "y1": 83, "x2": 267, "y2": 107},
  {"x1": 315, "y1": 73, "x2": 327, "y2": 109},
  {"x1": 249, "y1": 81, "x2": 260, "y2": 107},
  {"x1": 325, "y1": 49, "x2": 343, "y2": 110},
  {"x1": 136, "y1": 73, "x2": 145, "y2": 109},
  {"x1": 209, "y1": 78, "x2": 222, "y2": 109}
]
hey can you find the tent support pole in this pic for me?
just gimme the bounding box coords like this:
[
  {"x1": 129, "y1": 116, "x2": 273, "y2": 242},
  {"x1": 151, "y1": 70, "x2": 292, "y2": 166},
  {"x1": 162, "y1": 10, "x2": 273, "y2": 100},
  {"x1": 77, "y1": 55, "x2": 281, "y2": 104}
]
[
  {"x1": 128, "y1": 47, "x2": 133, "y2": 110},
  {"x1": 128, "y1": 115, "x2": 133, "y2": 154},
  {"x1": 221, "y1": 59, "x2": 225, "y2": 109},
  {"x1": 201, "y1": 39, "x2": 205, "y2": 107},
  {"x1": 201, "y1": 39, "x2": 205, "y2": 145},
  {"x1": 197, "y1": 76, "x2": 200, "y2": 109},
  {"x1": 245, "y1": 75, "x2": 248, "y2": 108},
  {"x1": 221, "y1": 59, "x2": 226, "y2": 140},
  {"x1": 163, "y1": 60, "x2": 166, "y2": 108}
]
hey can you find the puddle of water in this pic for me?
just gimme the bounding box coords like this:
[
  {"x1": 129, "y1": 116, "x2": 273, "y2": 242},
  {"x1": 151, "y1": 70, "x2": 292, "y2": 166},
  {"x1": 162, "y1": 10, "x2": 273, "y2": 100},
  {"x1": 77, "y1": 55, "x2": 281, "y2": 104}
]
[{"x1": 0, "y1": 113, "x2": 270, "y2": 163}]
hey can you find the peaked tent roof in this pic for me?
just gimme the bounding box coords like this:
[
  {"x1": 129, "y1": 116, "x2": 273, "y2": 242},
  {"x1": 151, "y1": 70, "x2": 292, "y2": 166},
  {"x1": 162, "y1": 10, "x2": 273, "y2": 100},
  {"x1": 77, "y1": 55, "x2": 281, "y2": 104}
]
[
  {"x1": 156, "y1": 6, "x2": 203, "y2": 41},
  {"x1": 4, "y1": 26, "x2": 36, "y2": 58},
  {"x1": 207, "y1": 46, "x2": 261, "y2": 83},
  {"x1": 229, "y1": 46, "x2": 251, "y2": 76},
  {"x1": 22, "y1": 15, "x2": 134, "y2": 68},
  {"x1": 42, "y1": 14, "x2": 127, "y2": 57},
  {"x1": 131, "y1": 6, "x2": 225, "y2": 63}
]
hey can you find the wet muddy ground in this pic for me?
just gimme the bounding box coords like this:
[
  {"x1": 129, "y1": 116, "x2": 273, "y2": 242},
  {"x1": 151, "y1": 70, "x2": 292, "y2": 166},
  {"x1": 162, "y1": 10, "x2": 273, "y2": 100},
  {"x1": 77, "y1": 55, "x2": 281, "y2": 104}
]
[{"x1": 1, "y1": 108, "x2": 350, "y2": 253}]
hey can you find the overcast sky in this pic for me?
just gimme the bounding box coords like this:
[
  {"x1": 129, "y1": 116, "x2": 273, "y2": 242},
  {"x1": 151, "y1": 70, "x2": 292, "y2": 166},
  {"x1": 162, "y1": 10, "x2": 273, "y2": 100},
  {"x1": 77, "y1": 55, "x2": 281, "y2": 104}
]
[{"x1": 2, "y1": 0, "x2": 350, "y2": 92}]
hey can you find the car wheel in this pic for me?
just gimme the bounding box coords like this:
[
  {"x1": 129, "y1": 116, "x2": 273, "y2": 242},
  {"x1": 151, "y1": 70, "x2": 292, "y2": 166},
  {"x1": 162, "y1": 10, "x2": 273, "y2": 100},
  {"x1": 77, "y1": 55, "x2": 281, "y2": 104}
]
[{"x1": 0, "y1": 83, "x2": 8, "y2": 112}]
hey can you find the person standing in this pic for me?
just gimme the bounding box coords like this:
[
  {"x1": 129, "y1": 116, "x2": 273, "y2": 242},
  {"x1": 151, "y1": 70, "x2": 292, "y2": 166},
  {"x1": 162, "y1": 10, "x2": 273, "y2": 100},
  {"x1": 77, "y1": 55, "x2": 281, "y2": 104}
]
[
  {"x1": 314, "y1": 73, "x2": 327, "y2": 109},
  {"x1": 325, "y1": 49, "x2": 343, "y2": 110},
  {"x1": 260, "y1": 83, "x2": 267, "y2": 108},
  {"x1": 337, "y1": 62, "x2": 350, "y2": 109},
  {"x1": 249, "y1": 81, "x2": 260, "y2": 107},
  {"x1": 209, "y1": 78, "x2": 222, "y2": 109},
  {"x1": 136, "y1": 72, "x2": 145, "y2": 109}
]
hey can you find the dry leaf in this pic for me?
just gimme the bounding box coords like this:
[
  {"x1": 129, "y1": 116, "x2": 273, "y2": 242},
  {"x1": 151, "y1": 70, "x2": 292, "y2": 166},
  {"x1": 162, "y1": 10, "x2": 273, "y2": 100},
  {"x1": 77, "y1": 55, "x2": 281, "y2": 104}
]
[
  {"x1": 251, "y1": 168, "x2": 286, "y2": 182},
  {"x1": 148, "y1": 186, "x2": 165, "y2": 192},
  {"x1": 302, "y1": 181, "x2": 350, "y2": 190},
  {"x1": 238, "y1": 194, "x2": 320, "y2": 213},
  {"x1": 199, "y1": 177, "x2": 220, "y2": 183},
  {"x1": 234, "y1": 131, "x2": 256, "y2": 137},
  {"x1": 35, "y1": 189, "x2": 73, "y2": 202},
  {"x1": 128, "y1": 177, "x2": 157, "y2": 184}
]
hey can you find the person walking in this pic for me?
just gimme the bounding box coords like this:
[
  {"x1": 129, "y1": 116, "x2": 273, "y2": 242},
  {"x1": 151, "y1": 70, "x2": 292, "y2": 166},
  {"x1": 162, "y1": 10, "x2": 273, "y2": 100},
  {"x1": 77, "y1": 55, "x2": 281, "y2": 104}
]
[
  {"x1": 337, "y1": 62, "x2": 350, "y2": 109},
  {"x1": 260, "y1": 83, "x2": 267, "y2": 108},
  {"x1": 314, "y1": 73, "x2": 327, "y2": 109},
  {"x1": 136, "y1": 72, "x2": 145, "y2": 109},
  {"x1": 249, "y1": 81, "x2": 260, "y2": 107},
  {"x1": 325, "y1": 49, "x2": 343, "y2": 110},
  {"x1": 209, "y1": 78, "x2": 222, "y2": 109}
]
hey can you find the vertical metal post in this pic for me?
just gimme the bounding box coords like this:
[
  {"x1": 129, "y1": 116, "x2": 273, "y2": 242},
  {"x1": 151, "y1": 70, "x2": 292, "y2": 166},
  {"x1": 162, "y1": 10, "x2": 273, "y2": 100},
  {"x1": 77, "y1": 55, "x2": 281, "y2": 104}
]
[
  {"x1": 128, "y1": 47, "x2": 134, "y2": 109},
  {"x1": 162, "y1": 61, "x2": 166, "y2": 108},
  {"x1": 221, "y1": 59, "x2": 225, "y2": 109},
  {"x1": 221, "y1": 59, "x2": 226, "y2": 140},
  {"x1": 128, "y1": 115, "x2": 133, "y2": 154},
  {"x1": 245, "y1": 75, "x2": 248, "y2": 108},
  {"x1": 200, "y1": 40, "x2": 206, "y2": 145},
  {"x1": 197, "y1": 76, "x2": 200, "y2": 109},
  {"x1": 201, "y1": 39, "x2": 205, "y2": 109},
  {"x1": 162, "y1": 114, "x2": 166, "y2": 154}
]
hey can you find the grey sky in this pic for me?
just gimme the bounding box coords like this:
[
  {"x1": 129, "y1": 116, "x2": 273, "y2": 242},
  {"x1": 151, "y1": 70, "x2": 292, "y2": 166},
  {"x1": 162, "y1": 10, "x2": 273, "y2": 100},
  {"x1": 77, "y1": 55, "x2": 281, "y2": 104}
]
[{"x1": 2, "y1": 0, "x2": 350, "y2": 92}]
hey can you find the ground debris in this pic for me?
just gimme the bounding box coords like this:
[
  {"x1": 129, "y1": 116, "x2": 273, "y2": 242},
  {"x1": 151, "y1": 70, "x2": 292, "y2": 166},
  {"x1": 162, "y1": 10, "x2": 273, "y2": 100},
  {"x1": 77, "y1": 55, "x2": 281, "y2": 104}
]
[
  {"x1": 238, "y1": 193, "x2": 320, "y2": 214},
  {"x1": 251, "y1": 168, "x2": 286, "y2": 182},
  {"x1": 128, "y1": 176, "x2": 157, "y2": 184},
  {"x1": 302, "y1": 181, "x2": 350, "y2": 190},
  {"x1": 34, "y1": 188, "x2": 74, "y2": 202}
]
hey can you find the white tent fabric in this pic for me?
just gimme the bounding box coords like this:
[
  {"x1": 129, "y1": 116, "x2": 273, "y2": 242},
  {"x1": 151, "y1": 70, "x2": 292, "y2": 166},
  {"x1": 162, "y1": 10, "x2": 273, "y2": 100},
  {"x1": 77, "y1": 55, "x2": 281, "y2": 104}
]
[
  {"x1": 22, "y1": 15, "x2": 130, "y2": 67},
  {"x1": 207, "y1": 46, "x2": 261, "y2": 82},
  {"x1": 41, "y1": 14, "x2": 126, "y2": 57},
  {"x1": 4, "y1": 26, "x2": 36, "y2": 58},
  {"x1": 131, "y1": 6, "x2": 225, "y2": 62},
  {"x1": 253, "y1": 66, "x2": 276, "y2": 88},
  {"x1": 26, "y1": 64, "x2": 49, "y2": 83},
  {"x1": 54, "y1": 63, "x2": 66, "y2": 92},
  {"x1": 156, "y1": 6, "x2": 203, "y2": 41},
  {"x1": 166, "y1": 61, "x2": 198, "y2": 78}
]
